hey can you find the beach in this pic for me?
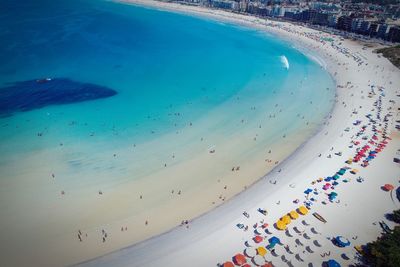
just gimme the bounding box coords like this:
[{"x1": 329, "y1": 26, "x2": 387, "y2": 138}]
[{"x1": 73, "y1": 1, "x2": 400, "y2": 266}]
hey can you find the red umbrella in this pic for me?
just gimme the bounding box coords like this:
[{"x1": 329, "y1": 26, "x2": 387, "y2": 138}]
[
  {"x1": 232, "y1": 253, "x2": 246, "y2": 266},
  {"x1": 222, "y1": 262, "x2": 235, "y2": 267},
  {"x1": 242, "y1": 264, "x2": 251, "y2": 267},
  {"x1": 382, "y1": 184, "x2": 394, "y2": 191},
  {"x1": 261, "y1": 262, "x2": 274, "y2": 267},
  {"x1": 253, "y1": 235, "x2": 263, "y2": 243}
]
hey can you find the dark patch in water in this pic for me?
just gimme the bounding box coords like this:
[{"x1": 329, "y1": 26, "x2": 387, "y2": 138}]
[{"x1": 0, "y1": 78, "x2": 117, "y2": 116}]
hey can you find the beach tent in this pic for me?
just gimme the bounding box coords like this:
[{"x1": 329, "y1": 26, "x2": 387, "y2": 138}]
[
  {"x1": 244, "y1": 247, "x2": 257, "y2": 258},
  {"x1": 326, "y1": 259, "x2": 341, "y2": 267},
  {"x1": 332, "y1": 174, "x2": 340, "y2": 180},
  {"x1": 280, "y1": 215, "x2": 291, "y2": 225},
  {"x1": 298, "y1": 206, "x2": 308, "y2": 215},
  {"x1": 268, "y1": 236, "x2": 281, "y2": 246},
  {"x1": 232, "y1": 253, "x2": 246, "y2": 266},
  {"x1": 222, "y1": 262, "x2": 235, "y2": 267},
  {"x1": 289, "y1": 210, "x2": 299, "y2": 219},
  {"x1": 382, "y1": 184, "x2": 394, "y2": 191},
  {"x1": 252, "y1": 255, "x2": 266, "y2": 266},
  {"x1": 338, "y1": 168, "x2": 346, "y2": 175},
  {"x1": 254, "y1": 235, "x2": 263, "y2": 243},
  {"x1": 276, "y1": 220, "x2": 286, "y2": 230},
  {"x1": 256, "y1": 246, "x2": 267, "y2": 257},
  {"x1": 335, "y1": 236, "x2": 350, "y2": 247}
]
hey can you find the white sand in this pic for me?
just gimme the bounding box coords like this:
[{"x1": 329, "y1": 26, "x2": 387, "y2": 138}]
[{"x1": 74, "y1": 1, "x2": 400, "y2": 266}]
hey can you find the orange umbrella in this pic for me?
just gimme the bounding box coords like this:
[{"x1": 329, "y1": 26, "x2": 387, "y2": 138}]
[
  {"x1": 261, "y1": 262, "x2": 274, "y2": 267},
  {"x1": 232, "y1": 253, "x2": 246, "y2": 266},
  {"x1": 222, "y1": 262, "x2": 235, "y2": 267}
]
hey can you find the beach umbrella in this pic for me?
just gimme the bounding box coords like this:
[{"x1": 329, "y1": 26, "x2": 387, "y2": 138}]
[
  {"x1": 289, "y1": 210, "x2": 299, "y2": 219},
  {"x1": 335, "y1": 236, "x2": 350, "y2": 247},
  {"x1": 242, "y1": 264, "x2": 251, "y2": 267},
  {"x1": 244, "y1": 247, "x2": 257, "y2": 258},
  {"x1": 252, "y1": 255, "x2": 266, "y2": 266},
  {"x1": 382, "y1": 184, "x2": 394, "y2": 191},
  {"x1": 261, "y1": 262, "x2": 273, "y2": 267},
  {"x1": 254, "y1": 235, "x2": 263, "y2": 243},
  {"x1": 268, "y1": 236, "x2": 280, "y2": 246},
  {"x1": 276, "y1": 220, "x2": 286, "y2": 230},
  {"x1": 326, "y1": 259, "x2": 341, "y2": 267},
  {"x1": 304, "y1": 188, "x2": 313, "y2": 194},
  {"x1": 350, "y1": 169, "x2": 358, "y2": 174},
  {"x1": 280, "y1": 215, "x2": 291, "y2": 225},
  {"x1": 232, "y1": 253, "x2": 246, "y2": 266},
  {"x1": 222, "y1": 262, "x2": 234, "y2": 267},
  {"x1": 297, "y1": 206, "x2": 308, "y2": 215},
  {"x1": 293, "y1": 225, "x2": 305, "y2": 233},
  {"x1": 256, "y1": 246, "x2": 267, "y2": 257}
]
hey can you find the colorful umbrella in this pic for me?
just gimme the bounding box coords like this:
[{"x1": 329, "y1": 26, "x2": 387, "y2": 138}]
[
  {"x1": 298, "y1": 206, "x2": 308, "y2": 215},
  {"x1": 232, "y1": 253, "x2": 246, "y2": 266},
  {"x1": 256, "y1": 246, "x2": 267, "y2": 257}
]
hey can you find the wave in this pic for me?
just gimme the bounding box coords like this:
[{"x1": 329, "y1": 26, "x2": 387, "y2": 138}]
[{"x1": 280, "y1": 55, "x2": 289, "y2": 70}]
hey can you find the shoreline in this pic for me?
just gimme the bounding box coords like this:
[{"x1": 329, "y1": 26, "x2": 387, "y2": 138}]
[{"x1": 77, "y1": 1, "x2": 400, "y2": 266}]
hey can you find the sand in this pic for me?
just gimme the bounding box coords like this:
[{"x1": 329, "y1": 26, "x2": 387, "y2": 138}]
[{"x1": 72, "y1": 1, "x2": 400, "y2": 266}]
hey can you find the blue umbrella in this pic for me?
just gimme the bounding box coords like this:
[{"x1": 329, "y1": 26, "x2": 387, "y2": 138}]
[
  {"x1": 327, "y1": 259, "x2": 341, "y2": 267},
  {"x1": 268, "y1": 236, "x2": 280, "y2": 245},
  {"x1": 335, "y1": 236, "x2": 350, "y2": 247},
  {"x1": 304, "y1": 188, "x2": 313, "y2": 194}
]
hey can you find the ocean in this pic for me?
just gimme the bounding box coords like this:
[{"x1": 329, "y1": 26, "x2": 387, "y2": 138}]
[{"x1": 0, "y1": 0, "x2": 335, "y2": 265}]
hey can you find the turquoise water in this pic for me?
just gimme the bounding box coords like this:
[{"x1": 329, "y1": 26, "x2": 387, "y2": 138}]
[{"x1": 0, "y1": 0, "x2": 334, "y2": 188}]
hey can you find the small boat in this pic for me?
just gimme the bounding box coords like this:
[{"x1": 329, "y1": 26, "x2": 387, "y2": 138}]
[
  {"x1": 313, "y1": 212, "x2": 327, "y2": 223},
  {"x1": 36, "y1": 77, "x2": 52, "y2": 83}
]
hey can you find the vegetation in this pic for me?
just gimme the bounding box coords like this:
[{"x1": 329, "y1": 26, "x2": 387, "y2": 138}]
[
  {"x1": 358, "y1": 210, "x2": 400, "y2": 267},
  {"x1": 376, "y1": 45, "x2": 400, "y2": 69}
]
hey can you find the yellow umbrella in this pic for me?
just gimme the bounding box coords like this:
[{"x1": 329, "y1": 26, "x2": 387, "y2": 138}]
[
  {"x1": 276, "y1": 220, "x2": 286, "y2": 230},
  {"x1": 256, "y1": 246, "x2": 267, "y2": 257},
  {"x1": 280, "y1": 215, "x2": 291, "y2": 225},
  {"x1": 289, "y1": 210, "x2": 299, "y2": 219},
  {"x1": 297, "y1": 206, "x2": 308, "y2": 215}
]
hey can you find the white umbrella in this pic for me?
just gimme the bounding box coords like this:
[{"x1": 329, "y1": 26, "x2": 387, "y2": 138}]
[
  {"x1": 293, "y1": 225, "x2": 305, "y2": 233},
  {"x1": 281, "y1": 254, "x2": 294, "y2": 263},
  {"x1": 252, "y1": 255, "x2": 266, "y2": 266},
  {"x1": 245, "y1": 247, "x2": 257, "y2": 258},
  {"x1": 273, "y1": 245, "x2": 285, "y2": 256}
]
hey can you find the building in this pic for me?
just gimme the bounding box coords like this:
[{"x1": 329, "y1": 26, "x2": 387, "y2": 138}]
[{"x1": 387, "y1": 26, "x2": 400, "y2": 42}]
